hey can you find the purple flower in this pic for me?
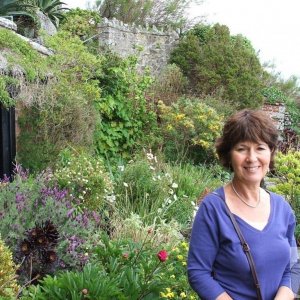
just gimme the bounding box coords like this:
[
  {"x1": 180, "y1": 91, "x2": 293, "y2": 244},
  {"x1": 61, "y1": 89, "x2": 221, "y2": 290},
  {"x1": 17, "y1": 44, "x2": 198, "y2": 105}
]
[
  {"x1": 92, "y1": 211, "x2": 100, "y2": 224},
  {"x1": 15, "y1": 193, "x2": 26, "y2": 212}
]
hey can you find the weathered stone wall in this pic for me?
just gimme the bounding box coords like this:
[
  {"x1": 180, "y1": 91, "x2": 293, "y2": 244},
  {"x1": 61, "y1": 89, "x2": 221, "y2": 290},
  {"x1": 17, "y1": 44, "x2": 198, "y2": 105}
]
[
  {"x1": 262, "y1": 103, "x2": 291, "y2": 132},
  {"x1": 97, "y1": 18, "x2": 179, "y2": 75}
]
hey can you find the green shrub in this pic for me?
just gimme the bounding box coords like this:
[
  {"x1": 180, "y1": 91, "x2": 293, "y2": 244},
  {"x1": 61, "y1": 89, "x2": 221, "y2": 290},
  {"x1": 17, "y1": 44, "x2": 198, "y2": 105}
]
[
  {"x1": 148, "y1": 63, "x2": 188, "y2": 105},
  {"x1": 17, "y1": 31, "x2": 102, "y2": 172},
  {"x1": 60, "y1": 9, "x2": 101, "y2": 41},
  {"x1": 113, "y1": 151, "x2": 180, "y2": 223},
  {"x1": 269, "y1": 151, "x2": 300, "y2": 240},
  {"x1": 21, "y1": 264, "x2": 122, "y2": 300},
  {"x1": 93, "y1": 54, "x2": 158, "y2": 161},
  {"x1": 158, "y1": 97, "x2": 223, "y2": 164},
  {"x1": 0, "y1": 237, "x2": 19, "y2": 298},
  {"x1": 164, "y1": 163, "x2": 223, "y2": 226},
  {"x1": 170, "y1": 23, "x2": 264, "y2": 108},
  {"x1": 54, "y1": 148, "x2": 113, "y2": 211}
]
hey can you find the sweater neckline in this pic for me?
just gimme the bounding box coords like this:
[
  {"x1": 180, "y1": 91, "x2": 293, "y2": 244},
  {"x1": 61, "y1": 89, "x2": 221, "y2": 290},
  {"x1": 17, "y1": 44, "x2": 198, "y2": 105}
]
[{"x1": 217, "y1": 186, "x2": 274, "y2": 233}]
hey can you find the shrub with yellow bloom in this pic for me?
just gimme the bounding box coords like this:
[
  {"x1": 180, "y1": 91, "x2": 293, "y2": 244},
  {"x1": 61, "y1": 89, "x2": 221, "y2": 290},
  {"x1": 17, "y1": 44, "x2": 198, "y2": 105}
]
[
  {"x1": 0, "y1": 237, "x2": 19, "y2": 298},
  {"x1": 158, "y1": 97, "x2": 223, "y2": 164}
]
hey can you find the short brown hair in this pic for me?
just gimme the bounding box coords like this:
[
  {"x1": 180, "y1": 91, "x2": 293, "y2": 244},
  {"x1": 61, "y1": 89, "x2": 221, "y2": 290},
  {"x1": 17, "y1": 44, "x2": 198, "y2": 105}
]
[{"x1": 215, "y1": 109, "x2": 278, "y2": 170}]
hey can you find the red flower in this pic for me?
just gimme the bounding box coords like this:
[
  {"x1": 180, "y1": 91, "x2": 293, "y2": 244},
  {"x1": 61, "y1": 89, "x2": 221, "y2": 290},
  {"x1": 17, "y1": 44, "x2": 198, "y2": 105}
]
[{"x1": 157, "y1": 250, "x2": 168, "y2": 262}]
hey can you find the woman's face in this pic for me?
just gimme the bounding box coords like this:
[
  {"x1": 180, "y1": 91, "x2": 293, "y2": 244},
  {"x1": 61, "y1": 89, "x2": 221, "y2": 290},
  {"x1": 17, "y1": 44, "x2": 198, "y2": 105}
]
[{"x1": 230, "y1": 140, "x2": 271, "y2": 185}]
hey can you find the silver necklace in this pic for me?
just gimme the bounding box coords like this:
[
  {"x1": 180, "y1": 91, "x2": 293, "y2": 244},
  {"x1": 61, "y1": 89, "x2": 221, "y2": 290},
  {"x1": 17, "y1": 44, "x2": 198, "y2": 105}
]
[{"x1": 231, "y1": 182, "x2": 260, "y2": 208}]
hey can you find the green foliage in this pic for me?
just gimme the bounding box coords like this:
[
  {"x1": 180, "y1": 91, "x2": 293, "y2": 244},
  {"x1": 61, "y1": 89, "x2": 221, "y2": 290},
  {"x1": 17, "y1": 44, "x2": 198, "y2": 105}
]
[
  {"x1": 21, "y1": 264, "x2": 122, "y2": 299},
  {"x1": 148, "y1": 63, "x2": 188, "y2": 105},
  {"x1": 285, "y1": 98, "x2": 300, "y2": 135},
  {"x1": 54, "y1": 148, "x2": 113, "y2": 211},
  {"x1": 17, "y1": 32, "x2": 102, "y2": 172},
  {"x1": 165, "y1": 163, "x2": 222, "y2": 226},
  {"x1": 113, "y1": 151, "x2": 177, "y2": 223},
  {"x1": 269, "y1": 151, "x2": 300, "y2": 238},
  {"x1": 158, "y1": 97, "x2": 223, "y2": 164},
  {"x1": 0, "y1": 76, "x2": 18, "y2": 107},
  {"x1": 91, "y1": 233, "x2": 197, "y2": 299},
  {"x1": 0, "y1": 237, "x2": 19, "y2": 298},
  {"x1": 94, "y1": 54, "x2": 158, "y2": 161},
  {"x1": 0, "y1": 0, "x2": 34, "y2": 19},
  {"x1": 30, "y1": 0, "x2": 68, "y2": 27},
  {"x1": 0, "y1": 28, "x2": 47, "y2": 82},
  {"x1": 262, "y1": 86, "x2": 287, "y2": 104},
  {"x1": 60, "y1": 8, "x2": 101, "y2": 42},
  {"x1": 170, "y1": 23, "x2": 264, "y2": 108}
]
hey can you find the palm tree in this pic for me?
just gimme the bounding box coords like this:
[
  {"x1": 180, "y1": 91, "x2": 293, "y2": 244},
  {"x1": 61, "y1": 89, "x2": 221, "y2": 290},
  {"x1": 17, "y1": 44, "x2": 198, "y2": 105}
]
[
  {"x1": 32, "y1": 0, "x2": 69, "y2": 27},
  {"x1": 0, "y1": 0, "x2": 34, "y2": 20}
]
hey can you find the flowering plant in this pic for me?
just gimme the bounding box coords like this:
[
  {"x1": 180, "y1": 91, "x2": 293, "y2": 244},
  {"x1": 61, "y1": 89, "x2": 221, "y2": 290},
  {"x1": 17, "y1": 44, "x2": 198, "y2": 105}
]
[
  {"x1": 0, "y1": 166, "x2": 103, "y2": 277},
  {"x1": 157, "y1": 250, "x2": 168, "y2": 262}
]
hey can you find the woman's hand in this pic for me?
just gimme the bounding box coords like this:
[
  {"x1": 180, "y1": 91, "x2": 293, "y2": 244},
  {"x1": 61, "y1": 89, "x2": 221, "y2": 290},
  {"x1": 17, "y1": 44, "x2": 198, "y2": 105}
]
[
  {"x1": 216, "y1": 292, "x2": 233, "y2": 300},
  {"x1": 274, "y1": 286, "x2": 294, "y2": 300}
]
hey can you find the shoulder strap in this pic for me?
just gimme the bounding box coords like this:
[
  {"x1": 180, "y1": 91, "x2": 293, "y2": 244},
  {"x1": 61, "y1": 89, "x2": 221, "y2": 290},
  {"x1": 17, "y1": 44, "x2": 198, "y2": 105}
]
[{"x1": 213, "y1": 192, "x2": 263, "y2": 300}]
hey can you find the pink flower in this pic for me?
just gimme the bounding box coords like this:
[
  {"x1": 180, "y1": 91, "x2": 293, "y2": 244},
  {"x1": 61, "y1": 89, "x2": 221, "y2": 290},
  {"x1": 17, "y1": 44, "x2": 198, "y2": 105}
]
[
  {"x1": 122, "y1": 253, "x2": 129, "y2": 259},
  {"x1": 157, "y1": 250, "x2": 168, "y2": 262}
]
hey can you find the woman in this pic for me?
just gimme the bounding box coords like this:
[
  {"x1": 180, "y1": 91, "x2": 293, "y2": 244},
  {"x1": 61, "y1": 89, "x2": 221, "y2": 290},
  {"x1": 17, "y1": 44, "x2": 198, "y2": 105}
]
[{"x1": 188, "y1": 109, "x2": 298, "y2": 300}]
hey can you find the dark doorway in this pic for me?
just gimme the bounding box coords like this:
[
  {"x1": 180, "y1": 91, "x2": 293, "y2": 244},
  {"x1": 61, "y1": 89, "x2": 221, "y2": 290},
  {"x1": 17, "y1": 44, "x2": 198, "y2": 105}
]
[{"x1": 0, "y1": 105, "x2": 16, "y2": 180}]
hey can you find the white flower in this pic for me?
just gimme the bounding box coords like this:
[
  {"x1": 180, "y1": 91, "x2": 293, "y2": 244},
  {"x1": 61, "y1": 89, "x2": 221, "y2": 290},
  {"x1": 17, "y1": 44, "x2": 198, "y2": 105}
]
[
  {"x1": 173, "y1": 194, "x2": 178, "y2": 200},
  {"x1": 171, "y1": 182, "x2": 178, "y2": 189},
  {"x1": 106, "y1": 195, "x2": 116, "y2": 203},
  {"x1": 146, "y1": 152, "x2": 154, "y2": 160},
  {"x1": 123, "y1": 182, "x2": 129, "y2": 187},
  {"x1": 149, "y1": 166, "x2": 155, "y2": 170},
  {"x1": 168, "y1": 189, "x2": 174, "y2": 195},
  {"x1": 118, "y1": 165, "x2": 125, "y2": 172}
]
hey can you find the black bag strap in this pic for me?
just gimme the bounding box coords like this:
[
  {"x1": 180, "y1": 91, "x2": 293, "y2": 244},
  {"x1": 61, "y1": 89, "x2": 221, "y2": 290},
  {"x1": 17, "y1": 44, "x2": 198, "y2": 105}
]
[{"x1": 213, "y1": 192, "x2": 263, "y2": 300}]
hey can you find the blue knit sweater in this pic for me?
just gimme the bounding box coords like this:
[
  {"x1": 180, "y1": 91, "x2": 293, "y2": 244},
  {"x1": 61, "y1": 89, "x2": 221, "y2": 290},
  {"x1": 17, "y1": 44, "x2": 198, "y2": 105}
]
[{"x1": 188, "y1": 187, "x2": 298, "y2": 300}]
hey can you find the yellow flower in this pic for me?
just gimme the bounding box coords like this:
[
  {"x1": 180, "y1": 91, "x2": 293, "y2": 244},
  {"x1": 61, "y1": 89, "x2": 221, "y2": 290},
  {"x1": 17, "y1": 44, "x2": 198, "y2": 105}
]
[
  {"x1": 177, "y1": 254, "x2": 184, "y2": 261},
  {"x1": 170, "y1": 274, "x2": 176, "y2": 279},
  {"x1": 175, "y1": 113, "x2": 185, "y2": 121},
  {"x1": 180, "y1": 292, "x2": 187, "y2": 298},
  {"x1": 190, "y1": 296, "x2": 196, "y2": 300},
  {"x1": 182, "y1": 261, "x2": 187, "y2": 266}
]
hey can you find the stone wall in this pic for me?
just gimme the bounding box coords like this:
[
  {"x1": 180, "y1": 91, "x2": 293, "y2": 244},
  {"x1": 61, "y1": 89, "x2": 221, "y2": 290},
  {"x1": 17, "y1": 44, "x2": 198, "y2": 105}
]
[
  {"x1": 97, "y1": 18, "x2": 179, "y2": 75},
  {"x1": 262, "y1": 103, "x2": 291, "y2": 132}
]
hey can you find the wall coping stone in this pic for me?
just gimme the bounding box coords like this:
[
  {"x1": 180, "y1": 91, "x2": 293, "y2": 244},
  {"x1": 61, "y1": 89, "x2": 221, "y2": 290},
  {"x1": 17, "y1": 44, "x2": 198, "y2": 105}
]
[{"x1": 0, "y1": 17, "x2": 17, "y2": 31}]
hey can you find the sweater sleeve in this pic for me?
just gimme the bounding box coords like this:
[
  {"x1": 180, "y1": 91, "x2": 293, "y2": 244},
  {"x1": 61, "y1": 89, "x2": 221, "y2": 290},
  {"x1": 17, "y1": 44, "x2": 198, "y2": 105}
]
[
  {"x1": 279, "y1": 208, "x2": 297, "y2": 288},
  {"x1": 187, "y1": 198, "x2": 225, "y2": 299}
]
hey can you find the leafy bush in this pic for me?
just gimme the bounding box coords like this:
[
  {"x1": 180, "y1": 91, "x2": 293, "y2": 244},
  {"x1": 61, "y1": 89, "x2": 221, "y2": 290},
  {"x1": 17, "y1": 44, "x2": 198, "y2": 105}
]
[
  {"x1": 54, "y1": 148, "x2": 113, "y2": 211},
  {"x1": 165, "y1": 163, "x2": 223, "y2": 226},
  {"x1": 21, "y1": 264, "x2": 122, "y2": 300},
  {"x1": 91, "y1": 233, "x2": 197, "y2": 299},
  {"x1": 170, "y1": 23, "x2": 264, "y2": 108},
  {"x1": 60, "y1": 8, "x2": 101, "y2": 41},
  {"x1": 94, "y1": 54, "x2": 158, "y2": 161},
  {"x1": 269, "y1": 151, "x2": 300, "y2": 240},
  {"x1": 158, "y1": 97, "x2": 223, "y2": 164},
  {"x1": 0, "y1": 236, "x2": 19, "y2": 298},
  {"x1": 17, "y1": 31, "x2": 102, "y2": 172},
  {"x1": 113, "y1": 151, "x2": 180, "y2": 223},
  {"x1": 148, "y1": 63, "x2": 188, "y2": 105},
  {"x1": 111, "y1": 213, "x2": 183, "y2": 249},
  {"x1": 0, "y1": 167, "x2": 103, "y2": 280}
]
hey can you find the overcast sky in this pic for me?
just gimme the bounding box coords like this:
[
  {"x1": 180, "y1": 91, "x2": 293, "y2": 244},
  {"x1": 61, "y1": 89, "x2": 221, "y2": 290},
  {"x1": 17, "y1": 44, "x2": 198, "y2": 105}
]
[{"x1": 63, "y1": 0, "x2": 300, "y2": 80}]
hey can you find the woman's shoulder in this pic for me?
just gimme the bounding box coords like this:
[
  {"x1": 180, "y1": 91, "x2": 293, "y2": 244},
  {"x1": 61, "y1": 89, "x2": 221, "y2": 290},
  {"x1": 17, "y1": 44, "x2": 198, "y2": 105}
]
[
  {"x1": 268, "y1": 190, "x2": 294, "y2": 214},
  {"x1": 200, "y1": 187, "x2": 225, "y2": 209}
]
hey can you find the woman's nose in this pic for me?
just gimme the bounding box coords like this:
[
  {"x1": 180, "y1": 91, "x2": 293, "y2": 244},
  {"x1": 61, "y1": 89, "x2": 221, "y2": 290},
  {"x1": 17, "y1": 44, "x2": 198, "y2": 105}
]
[{"x1": 246, "y1": 149, "x2": 258, "y2": 162}]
